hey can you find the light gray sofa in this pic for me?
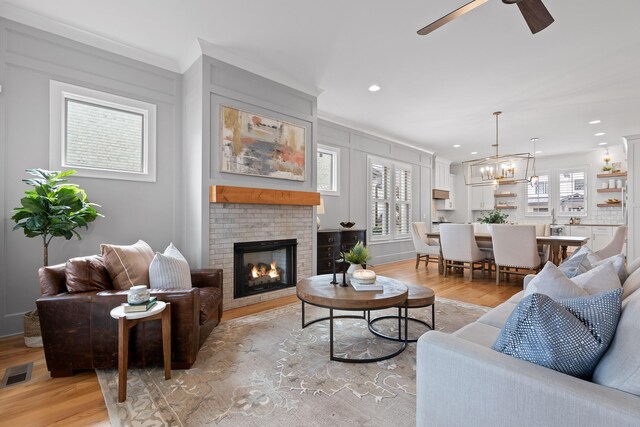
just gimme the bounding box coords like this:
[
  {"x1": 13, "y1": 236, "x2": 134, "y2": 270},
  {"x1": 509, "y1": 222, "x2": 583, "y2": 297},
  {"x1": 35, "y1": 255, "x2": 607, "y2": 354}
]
[{"x1": 417, "y1": 271, "x2": 640, "y2": 427}]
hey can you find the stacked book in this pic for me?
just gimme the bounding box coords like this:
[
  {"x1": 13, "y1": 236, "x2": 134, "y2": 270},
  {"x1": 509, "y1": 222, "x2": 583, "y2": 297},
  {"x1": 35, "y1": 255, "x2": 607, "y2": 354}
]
[{"x1": 123, "y1": 297, "x2": 158, "y2": 313}]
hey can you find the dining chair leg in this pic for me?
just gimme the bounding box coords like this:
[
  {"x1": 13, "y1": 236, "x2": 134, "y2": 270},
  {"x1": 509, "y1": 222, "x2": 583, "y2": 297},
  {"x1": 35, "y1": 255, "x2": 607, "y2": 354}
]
[
  {"x1": 415, "y1": 254, "x2": 420, "y2": 269},
  {"x1": 496, "y1": 265, "x2": 501, "y2": 285},
  {"x1": 443, "y1": 260, "x2": 448, "y2": 277},
  {"x1": 468, "y1": 263, "x2": 473, "y2": 282}
]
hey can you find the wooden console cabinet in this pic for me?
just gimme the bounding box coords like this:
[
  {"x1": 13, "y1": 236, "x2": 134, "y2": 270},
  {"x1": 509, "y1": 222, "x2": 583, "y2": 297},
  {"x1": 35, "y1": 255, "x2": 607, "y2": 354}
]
[{"x1": 317, "y1": 229, "x2": 366, "y2": 274}]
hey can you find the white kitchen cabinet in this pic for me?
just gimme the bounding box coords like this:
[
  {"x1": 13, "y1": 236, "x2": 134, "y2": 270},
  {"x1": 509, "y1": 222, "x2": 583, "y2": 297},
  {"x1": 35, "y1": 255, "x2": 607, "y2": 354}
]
[
  {"x1": 470, "y1": 186, "x2": 494, "y2": 210},
  {"x1": 566, "y1": 225, "x2": 621, "y2": 252},
  {"x1": 435, "y1": 174, "x2": 456, "y2": 210},
  {"x1": 434, "y1": 158, "x2": 451, "y2": 190}
]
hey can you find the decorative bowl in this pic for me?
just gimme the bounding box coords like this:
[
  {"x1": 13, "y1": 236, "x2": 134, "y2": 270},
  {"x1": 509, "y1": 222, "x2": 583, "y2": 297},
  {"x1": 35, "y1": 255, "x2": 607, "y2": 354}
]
[
  {"x1": 128, "y1": 285, "x2": 150, "y2": 305},
  {"x1": 607, "y1": 198, "x2": 620, "y2": 204},
  {"x1": 340, "y1": 221, "x2": 356, "y2": 228}
]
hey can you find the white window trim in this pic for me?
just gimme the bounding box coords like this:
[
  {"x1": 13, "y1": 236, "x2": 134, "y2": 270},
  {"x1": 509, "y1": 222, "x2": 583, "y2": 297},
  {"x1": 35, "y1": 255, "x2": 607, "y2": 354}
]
[
  {"x1": 317, "y1": 144, "x2": 340, "y2": 196},
  {"x1": 49, "y1": 80, "x2": 157, "y2": 182},
  {"x1": 556, "y1": 166, "x2": 588, "y2": 217},
  {"x1": 524, "y1": 171, "x2": 552, "y2": 217},
  {"x1": 367, "y1": 156, "x2": 412, "y2": 243}
]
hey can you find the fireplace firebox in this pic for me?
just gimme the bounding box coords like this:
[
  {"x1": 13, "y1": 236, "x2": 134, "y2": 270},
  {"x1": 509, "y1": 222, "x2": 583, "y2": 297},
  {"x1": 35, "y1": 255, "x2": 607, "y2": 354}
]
[{"x1": 234, "y1": 239, "x2": 297, "y2": 299}]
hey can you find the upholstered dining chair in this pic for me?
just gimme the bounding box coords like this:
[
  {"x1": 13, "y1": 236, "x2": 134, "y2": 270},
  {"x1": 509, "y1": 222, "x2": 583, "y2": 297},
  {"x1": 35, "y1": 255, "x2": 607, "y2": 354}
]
[
  {"x1": 491, "y1": 224, "x2": 541, "y2": 285},
  {"x1": 411, "y1": 222, "x2": 440, "y2": 270},
  {"x1": 595, "y1": 226, "x2": 628, "y2": 259},
  {"x1": 440, "y1": 224, "x2": 486, "y2": 281},
  {"x1": 473, "y1": 223, "x2": 495, "y2": 276}
]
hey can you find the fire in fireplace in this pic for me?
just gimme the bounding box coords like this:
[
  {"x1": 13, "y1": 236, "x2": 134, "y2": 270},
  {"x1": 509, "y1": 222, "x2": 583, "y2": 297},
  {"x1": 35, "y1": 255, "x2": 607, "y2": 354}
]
[{"x1": 234, "y1": 239, "x2": 297, "y2": 299}]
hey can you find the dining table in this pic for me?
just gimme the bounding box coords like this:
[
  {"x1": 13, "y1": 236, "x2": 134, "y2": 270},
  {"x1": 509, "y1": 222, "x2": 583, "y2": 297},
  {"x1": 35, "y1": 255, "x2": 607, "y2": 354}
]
[{"x1": 426, "y1": 232, "x2": 589, "y2": 274}]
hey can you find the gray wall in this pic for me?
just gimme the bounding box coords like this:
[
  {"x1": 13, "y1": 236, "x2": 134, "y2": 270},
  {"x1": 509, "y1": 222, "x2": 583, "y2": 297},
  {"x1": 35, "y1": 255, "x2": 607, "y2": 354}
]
[
  {"x1": 0, "y1": 18, "x2": 183, "y2": 337},
  {"x1": 317, "y1": 120, "x2": 432, "y2": 265},
  {"x1": 184, "y1": 56, "x2": 319, "y2": 270}
]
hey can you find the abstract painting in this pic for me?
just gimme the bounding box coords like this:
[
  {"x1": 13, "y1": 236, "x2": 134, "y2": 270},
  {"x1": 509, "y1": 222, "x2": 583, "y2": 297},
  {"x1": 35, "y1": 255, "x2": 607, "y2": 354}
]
[{"x1": 220, "y1": 105, "x2": 306, "y2": 181}]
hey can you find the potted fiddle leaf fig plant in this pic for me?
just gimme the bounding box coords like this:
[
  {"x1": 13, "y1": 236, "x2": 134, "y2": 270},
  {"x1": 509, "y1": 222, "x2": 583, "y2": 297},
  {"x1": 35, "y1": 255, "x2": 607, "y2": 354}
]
[{"x1": 11, "y1": 169, "x2": 102, "y2": 346}]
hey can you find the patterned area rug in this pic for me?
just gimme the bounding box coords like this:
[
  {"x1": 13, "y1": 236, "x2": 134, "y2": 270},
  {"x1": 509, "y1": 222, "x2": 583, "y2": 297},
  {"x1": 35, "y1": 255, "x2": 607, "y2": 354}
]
[{"x1": 97, "y1": 297, "x2": 489, "y2": 426}]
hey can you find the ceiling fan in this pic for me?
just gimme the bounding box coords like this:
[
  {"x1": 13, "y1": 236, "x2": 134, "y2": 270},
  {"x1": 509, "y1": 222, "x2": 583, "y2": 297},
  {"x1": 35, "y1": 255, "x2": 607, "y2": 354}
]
[{"x1": 417, "y1": 0, "x2": 554, "y2": 36}]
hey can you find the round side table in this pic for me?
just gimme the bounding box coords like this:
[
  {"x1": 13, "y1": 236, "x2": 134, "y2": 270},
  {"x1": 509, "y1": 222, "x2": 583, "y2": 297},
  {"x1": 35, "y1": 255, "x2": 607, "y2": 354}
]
[
  {"x1": 110, "y1": 301, "x2": 171, "y2": 402},
  {"x1": 368, "y1": 284, "x2": 435, "y2": 342}
]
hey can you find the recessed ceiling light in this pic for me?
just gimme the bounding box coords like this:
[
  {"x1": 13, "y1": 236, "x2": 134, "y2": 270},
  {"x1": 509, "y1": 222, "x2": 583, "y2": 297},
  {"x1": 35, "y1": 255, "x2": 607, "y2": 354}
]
[
  {"x1": 595, "y1": 132, "x2": 605, "y2": 136},
  {"x1": 368, "y1": 84, "x2": 381, "y2": 92},
  {"x1": 535, "y1": 150, "x2": 543, "y2": 154},
  {"x1": 453, "y1": 144, "x2": 461, "y2": 148},
  {"x1": 589, "y1": 120, "x2": 601, "y2": 125},
  {"x1": 598, "y1": 142, "x2": 608, "y2": 146},
  {"x1": 471, "y1": 151, "x2": 478, "y2": 155}
]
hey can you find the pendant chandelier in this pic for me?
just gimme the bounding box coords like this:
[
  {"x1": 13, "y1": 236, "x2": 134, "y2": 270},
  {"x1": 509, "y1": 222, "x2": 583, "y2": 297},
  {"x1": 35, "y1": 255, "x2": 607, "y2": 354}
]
[
  {"x1": 529, "y1": 137, "x2": 539, "y2": 187},
  {"x1": 463, "y1": 111, "x2": 534, "y2": 187}
]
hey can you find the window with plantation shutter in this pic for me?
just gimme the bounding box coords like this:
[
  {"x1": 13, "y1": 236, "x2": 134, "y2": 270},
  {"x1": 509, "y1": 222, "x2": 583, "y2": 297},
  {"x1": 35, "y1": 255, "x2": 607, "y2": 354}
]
[
  {"x1": 526, "y1": 173, "x2": 550, "y2": 215},
  {"x1": 558, "y1": 169, "x2": 586, "y2": 216},
  {"x1": 370, "y1": 161, "x2": 391, "y2": 238},
  {"x1": 369, "y1": 157, "x2": 412, "y2": 241},
  {"x1": 395, "y1": 166, "x2": 412, "y2": 237}
]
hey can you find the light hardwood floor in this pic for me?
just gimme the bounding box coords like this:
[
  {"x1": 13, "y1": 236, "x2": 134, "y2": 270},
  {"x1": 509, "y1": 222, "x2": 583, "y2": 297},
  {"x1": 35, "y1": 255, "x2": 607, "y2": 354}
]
[{"x1": 0, "y1": 258, "x2": 522, "y2": 426}]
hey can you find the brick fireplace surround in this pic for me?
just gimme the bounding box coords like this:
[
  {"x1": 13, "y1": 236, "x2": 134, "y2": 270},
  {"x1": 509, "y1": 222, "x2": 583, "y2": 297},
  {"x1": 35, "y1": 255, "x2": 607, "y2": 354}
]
[{"x1": 209, "y1": 196, "x2": 314, "y2": 310}]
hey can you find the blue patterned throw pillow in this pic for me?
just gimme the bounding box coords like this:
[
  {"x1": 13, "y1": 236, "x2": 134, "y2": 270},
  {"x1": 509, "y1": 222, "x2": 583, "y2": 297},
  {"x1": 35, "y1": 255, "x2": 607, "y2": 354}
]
[
  {"x1": 492, "y1": 288, "x2": 622, "y2": 379},
  {"x1": 558, "y1": 249, "x2": 592, "y2": 278}
]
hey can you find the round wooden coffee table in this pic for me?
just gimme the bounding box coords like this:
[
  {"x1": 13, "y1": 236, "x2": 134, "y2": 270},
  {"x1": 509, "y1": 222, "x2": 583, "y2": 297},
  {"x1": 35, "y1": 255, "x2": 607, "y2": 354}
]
[
  {"x1": 368, "y1": 284, "x2": 435, "y2": 342},
  {"x1": 296, "y1": 274, "x2": 409, "y2": 363}
]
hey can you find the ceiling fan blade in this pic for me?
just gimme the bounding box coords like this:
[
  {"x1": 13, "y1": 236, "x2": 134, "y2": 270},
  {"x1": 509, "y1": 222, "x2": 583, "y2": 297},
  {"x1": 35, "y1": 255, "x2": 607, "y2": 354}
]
[
  {"x1": 517, "y1": 0, "x2": 554, "y2": 34},
  {"x1": 417, "y1": 0, "x2": 489, "y2": 36}
]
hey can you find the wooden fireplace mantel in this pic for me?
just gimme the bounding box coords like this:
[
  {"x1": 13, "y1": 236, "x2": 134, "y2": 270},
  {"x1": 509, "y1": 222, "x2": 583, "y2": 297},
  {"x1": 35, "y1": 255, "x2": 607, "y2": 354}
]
[{"x1": 209, "y1": 185, "x2": 321, "y2": 206}]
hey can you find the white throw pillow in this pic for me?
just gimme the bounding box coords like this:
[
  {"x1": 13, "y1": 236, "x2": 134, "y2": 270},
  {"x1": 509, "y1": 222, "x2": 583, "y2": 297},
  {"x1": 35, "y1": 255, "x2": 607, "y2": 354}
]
[
  {"x1": 573, "y1": 245, "x2": 602, "y2": 265},
  {"x1": 571, "y1": 260, "x2": 621, "y2": 295},
  {"x1": 149, "y1": 243, "x2": 192, "y2": 289},
  {"x1": 525, "y1": 261, "x2": 621, "y2": 300},
  {"x1": 593, "y1": 253, "x2": 627, "y2": 284},
  {"x1": 524, "y1": 262, "x2": 588, "y2": 300}
]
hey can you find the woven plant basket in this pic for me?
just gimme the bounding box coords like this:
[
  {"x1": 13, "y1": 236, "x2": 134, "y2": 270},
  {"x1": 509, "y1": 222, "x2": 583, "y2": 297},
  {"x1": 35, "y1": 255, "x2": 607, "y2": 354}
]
[{"x1": 23, "y1": 309, "x2": 43, "y2": 347}]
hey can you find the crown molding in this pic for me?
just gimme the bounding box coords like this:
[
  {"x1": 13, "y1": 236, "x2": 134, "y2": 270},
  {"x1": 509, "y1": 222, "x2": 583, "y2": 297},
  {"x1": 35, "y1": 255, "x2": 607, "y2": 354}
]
[
  {"x1": 318, "y1": 111, "x2": 435, "y2": 155},
  {"x1": 0, "y1": 2, "x2": 181, "y2": 73}
]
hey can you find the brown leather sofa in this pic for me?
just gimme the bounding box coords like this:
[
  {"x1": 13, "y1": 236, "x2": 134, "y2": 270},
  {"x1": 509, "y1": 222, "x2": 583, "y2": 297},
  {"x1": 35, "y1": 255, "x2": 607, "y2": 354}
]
[{"x1": 37, "y1": 255, "x2": 223, "y2": 377}]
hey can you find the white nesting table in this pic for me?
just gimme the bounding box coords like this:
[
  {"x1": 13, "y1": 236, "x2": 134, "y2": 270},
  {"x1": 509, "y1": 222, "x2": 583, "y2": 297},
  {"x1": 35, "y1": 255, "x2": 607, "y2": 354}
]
[{"x1": 110, "y1": 301, "x2": 171, "y2": 402}]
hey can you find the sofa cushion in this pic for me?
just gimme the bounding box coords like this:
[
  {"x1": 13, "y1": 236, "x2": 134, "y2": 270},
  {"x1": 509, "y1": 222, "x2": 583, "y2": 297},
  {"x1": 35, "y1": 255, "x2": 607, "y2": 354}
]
[
  {"x1": 65, "y1": 255, "x2": 112, "y2": 293},
  {"x1": 493, "y1": 289, "x2": 622, "y2": 379},
  {"x1": 453, "y1": 322, "x2": 502, "y2": 348},
  {"x1": 100, "y1": 240, "x2": 155, "y2": 290},
  {"x1": 199, "y1": 287, "x2": 222, "y2": 324},
  {"x1": 623, "y1": 267, "x2": 640, "y2": 300},
  {"x1": 506, "y1": 291, "x2": 525, "y2": 304},
  {"x1": 149, "y1": 243, "x2": 192, "y2": 289},
  {"x1": 476, "y1": 302, "x2": 518, "y2": 329},
  {"x1": 571, "y1": 260, "x2": 621, "y2": 295},
  {"x1": 592, "y1": 289, "x2": 640, "y2": 396},
  {"x1": 593, "y1": 253, "x2": 627, "y2": 284},
  {"x1": 558, "y1": 250, "x2": 591, "y2": 278},
  {"x1": 627, "y1": 256, "x2": 640, "y2": 276}
]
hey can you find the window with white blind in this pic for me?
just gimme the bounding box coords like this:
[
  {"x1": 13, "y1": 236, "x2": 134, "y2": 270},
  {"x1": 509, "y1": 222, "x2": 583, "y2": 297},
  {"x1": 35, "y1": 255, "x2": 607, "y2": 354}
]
[
  {"x1": 317, "y1": 145, "x2": 339, "y2": 195},
  {"x1": 50, "y1": 80, "x2": 157, "y2": 182},
  {"x1": 526, "y1": 173, "x2": 550, "y2": 215},
  {"x1": 558, "y1": 169, "x2": 587, "y2": 216},
  {"x1": 369, "y1": 157, "x2": 412, "y2": 241}
]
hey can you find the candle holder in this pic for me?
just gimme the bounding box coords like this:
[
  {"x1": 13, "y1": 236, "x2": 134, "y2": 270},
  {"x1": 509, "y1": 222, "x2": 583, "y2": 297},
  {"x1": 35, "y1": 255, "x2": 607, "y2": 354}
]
[{"x1": 330, "y1": 248, "x2": 339, "y2": 285}]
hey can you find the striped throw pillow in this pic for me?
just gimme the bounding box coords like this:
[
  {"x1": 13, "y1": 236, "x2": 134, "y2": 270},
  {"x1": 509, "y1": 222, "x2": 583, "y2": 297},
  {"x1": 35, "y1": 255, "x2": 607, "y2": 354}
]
[{"x1": 149, "y1": 243, "x2": 192, "y2": 289}]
